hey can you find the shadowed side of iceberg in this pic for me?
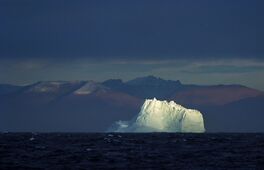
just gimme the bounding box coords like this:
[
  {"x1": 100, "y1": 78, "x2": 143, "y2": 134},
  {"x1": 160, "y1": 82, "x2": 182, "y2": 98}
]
[{"x1": 108, "y1": 98, "x2": 205, "y2": 133}]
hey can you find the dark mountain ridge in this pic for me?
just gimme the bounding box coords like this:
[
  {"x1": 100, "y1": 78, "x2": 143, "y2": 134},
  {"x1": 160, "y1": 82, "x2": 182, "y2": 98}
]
[{"x1": 0, "y1": 76, "x2": 263, "y2": 132}]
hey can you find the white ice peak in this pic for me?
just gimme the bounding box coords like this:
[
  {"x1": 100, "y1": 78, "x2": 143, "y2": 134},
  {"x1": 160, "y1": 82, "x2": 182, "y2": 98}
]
[
  {"x1": 108, "y1": 98, "x2": 205, "y2": 133},
  {"x1": 74, "y1": 81, "x2": 104, "y2": 95}
]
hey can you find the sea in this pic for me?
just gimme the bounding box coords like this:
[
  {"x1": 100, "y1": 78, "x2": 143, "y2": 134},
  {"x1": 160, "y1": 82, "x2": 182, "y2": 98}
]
[{"x1": 0, "y1": 133, "x2": 264, "y2": 170}]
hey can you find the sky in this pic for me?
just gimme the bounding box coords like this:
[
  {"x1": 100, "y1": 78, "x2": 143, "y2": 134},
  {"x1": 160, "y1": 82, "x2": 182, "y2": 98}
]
[{"x1": 0, "y1": 0, "x2": 263, "y2": 90}]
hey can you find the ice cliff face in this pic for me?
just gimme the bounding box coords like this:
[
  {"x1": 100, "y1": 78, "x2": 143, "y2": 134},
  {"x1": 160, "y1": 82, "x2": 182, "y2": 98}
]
[{"x1": 108, "y1": 98, "x2": 205, "y2": 133}]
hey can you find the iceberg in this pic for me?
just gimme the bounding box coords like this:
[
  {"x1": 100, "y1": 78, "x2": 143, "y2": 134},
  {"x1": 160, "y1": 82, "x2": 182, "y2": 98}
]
[{"x1": 108, "y1": 98, "x2": 205, "y2": 133}]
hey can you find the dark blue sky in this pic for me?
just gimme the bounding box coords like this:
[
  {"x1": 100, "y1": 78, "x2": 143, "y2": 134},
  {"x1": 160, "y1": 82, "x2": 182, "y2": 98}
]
[
  {"x1": 0, "y1": 0, "x2": 263, "y2": 90},
  {"x1": 0, "y1": 0, "x2": 262, "y2": 59}
]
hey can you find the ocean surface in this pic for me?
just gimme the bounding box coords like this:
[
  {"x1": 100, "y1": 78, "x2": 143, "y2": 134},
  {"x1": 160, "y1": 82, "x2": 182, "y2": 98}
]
[{"x1": 0, "y1": 133, "x2": 264, "y2": 170}]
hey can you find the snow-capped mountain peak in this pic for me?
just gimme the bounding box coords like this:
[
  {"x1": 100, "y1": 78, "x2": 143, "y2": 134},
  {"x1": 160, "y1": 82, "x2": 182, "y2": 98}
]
[
  {"x1": 26, "y1": 81, "x2": 84, "y2": 93},
  {"x1": 74, "y1": 81, "x2": 108, "y2": 95}
]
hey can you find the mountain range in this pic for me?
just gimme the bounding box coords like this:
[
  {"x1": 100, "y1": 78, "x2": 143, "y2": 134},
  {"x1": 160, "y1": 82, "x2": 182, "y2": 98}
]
[{"x1": 1, "y1": 76, "x2": 264, "y2": 132}]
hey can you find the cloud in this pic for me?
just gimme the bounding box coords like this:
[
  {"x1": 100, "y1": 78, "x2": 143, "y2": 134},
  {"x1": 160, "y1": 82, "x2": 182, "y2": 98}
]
[
  {"x1": 0, "y1": 0, "x2": 261, "y2": 60},
  {"x1": 0, "y1": 58, "x2": 264, "y2": 91},
  {"x1": 181, "y1": 66, "x2": 264, "y2": 74}
]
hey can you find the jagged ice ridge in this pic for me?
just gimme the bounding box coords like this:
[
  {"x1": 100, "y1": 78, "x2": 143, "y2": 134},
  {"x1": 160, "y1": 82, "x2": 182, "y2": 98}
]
[{"x1": 108, "y1": 98, "x2": 205, "y2": 133}]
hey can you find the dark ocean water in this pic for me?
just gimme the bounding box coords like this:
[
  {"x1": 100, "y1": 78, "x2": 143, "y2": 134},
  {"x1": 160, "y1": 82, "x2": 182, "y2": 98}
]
[{"x1": 0, "y1": 133, "x2": 264, "y2": 170}]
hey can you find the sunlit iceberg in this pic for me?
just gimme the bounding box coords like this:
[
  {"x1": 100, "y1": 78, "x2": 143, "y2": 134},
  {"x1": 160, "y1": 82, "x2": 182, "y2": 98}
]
[{"x1": 108, "y1": 98, "x2": 205, "y2": 133}]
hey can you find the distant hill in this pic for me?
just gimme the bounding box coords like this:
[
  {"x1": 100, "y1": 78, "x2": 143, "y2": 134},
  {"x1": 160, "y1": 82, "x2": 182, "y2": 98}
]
[
  {"x1": 199, "y1": 96, "x2": 264, "y2": 132},
  {"x1": 0, "y1": 76, "x2": 263, "y2": 132},
  {"x1": 0, "y1": 84, "x2": 22, "y2": 95}
]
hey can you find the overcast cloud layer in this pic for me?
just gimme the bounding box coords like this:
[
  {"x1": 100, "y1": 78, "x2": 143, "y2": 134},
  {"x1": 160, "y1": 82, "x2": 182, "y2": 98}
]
[
  {"x1": 0, "y1": 58, "x2": 264, "y2": 91},
  {"x1": 0, "y1": 0, "x2": 262, "y2": 59},
  {"x1": 0, "y1": 0, "x2": 263, "y2": 90}
]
